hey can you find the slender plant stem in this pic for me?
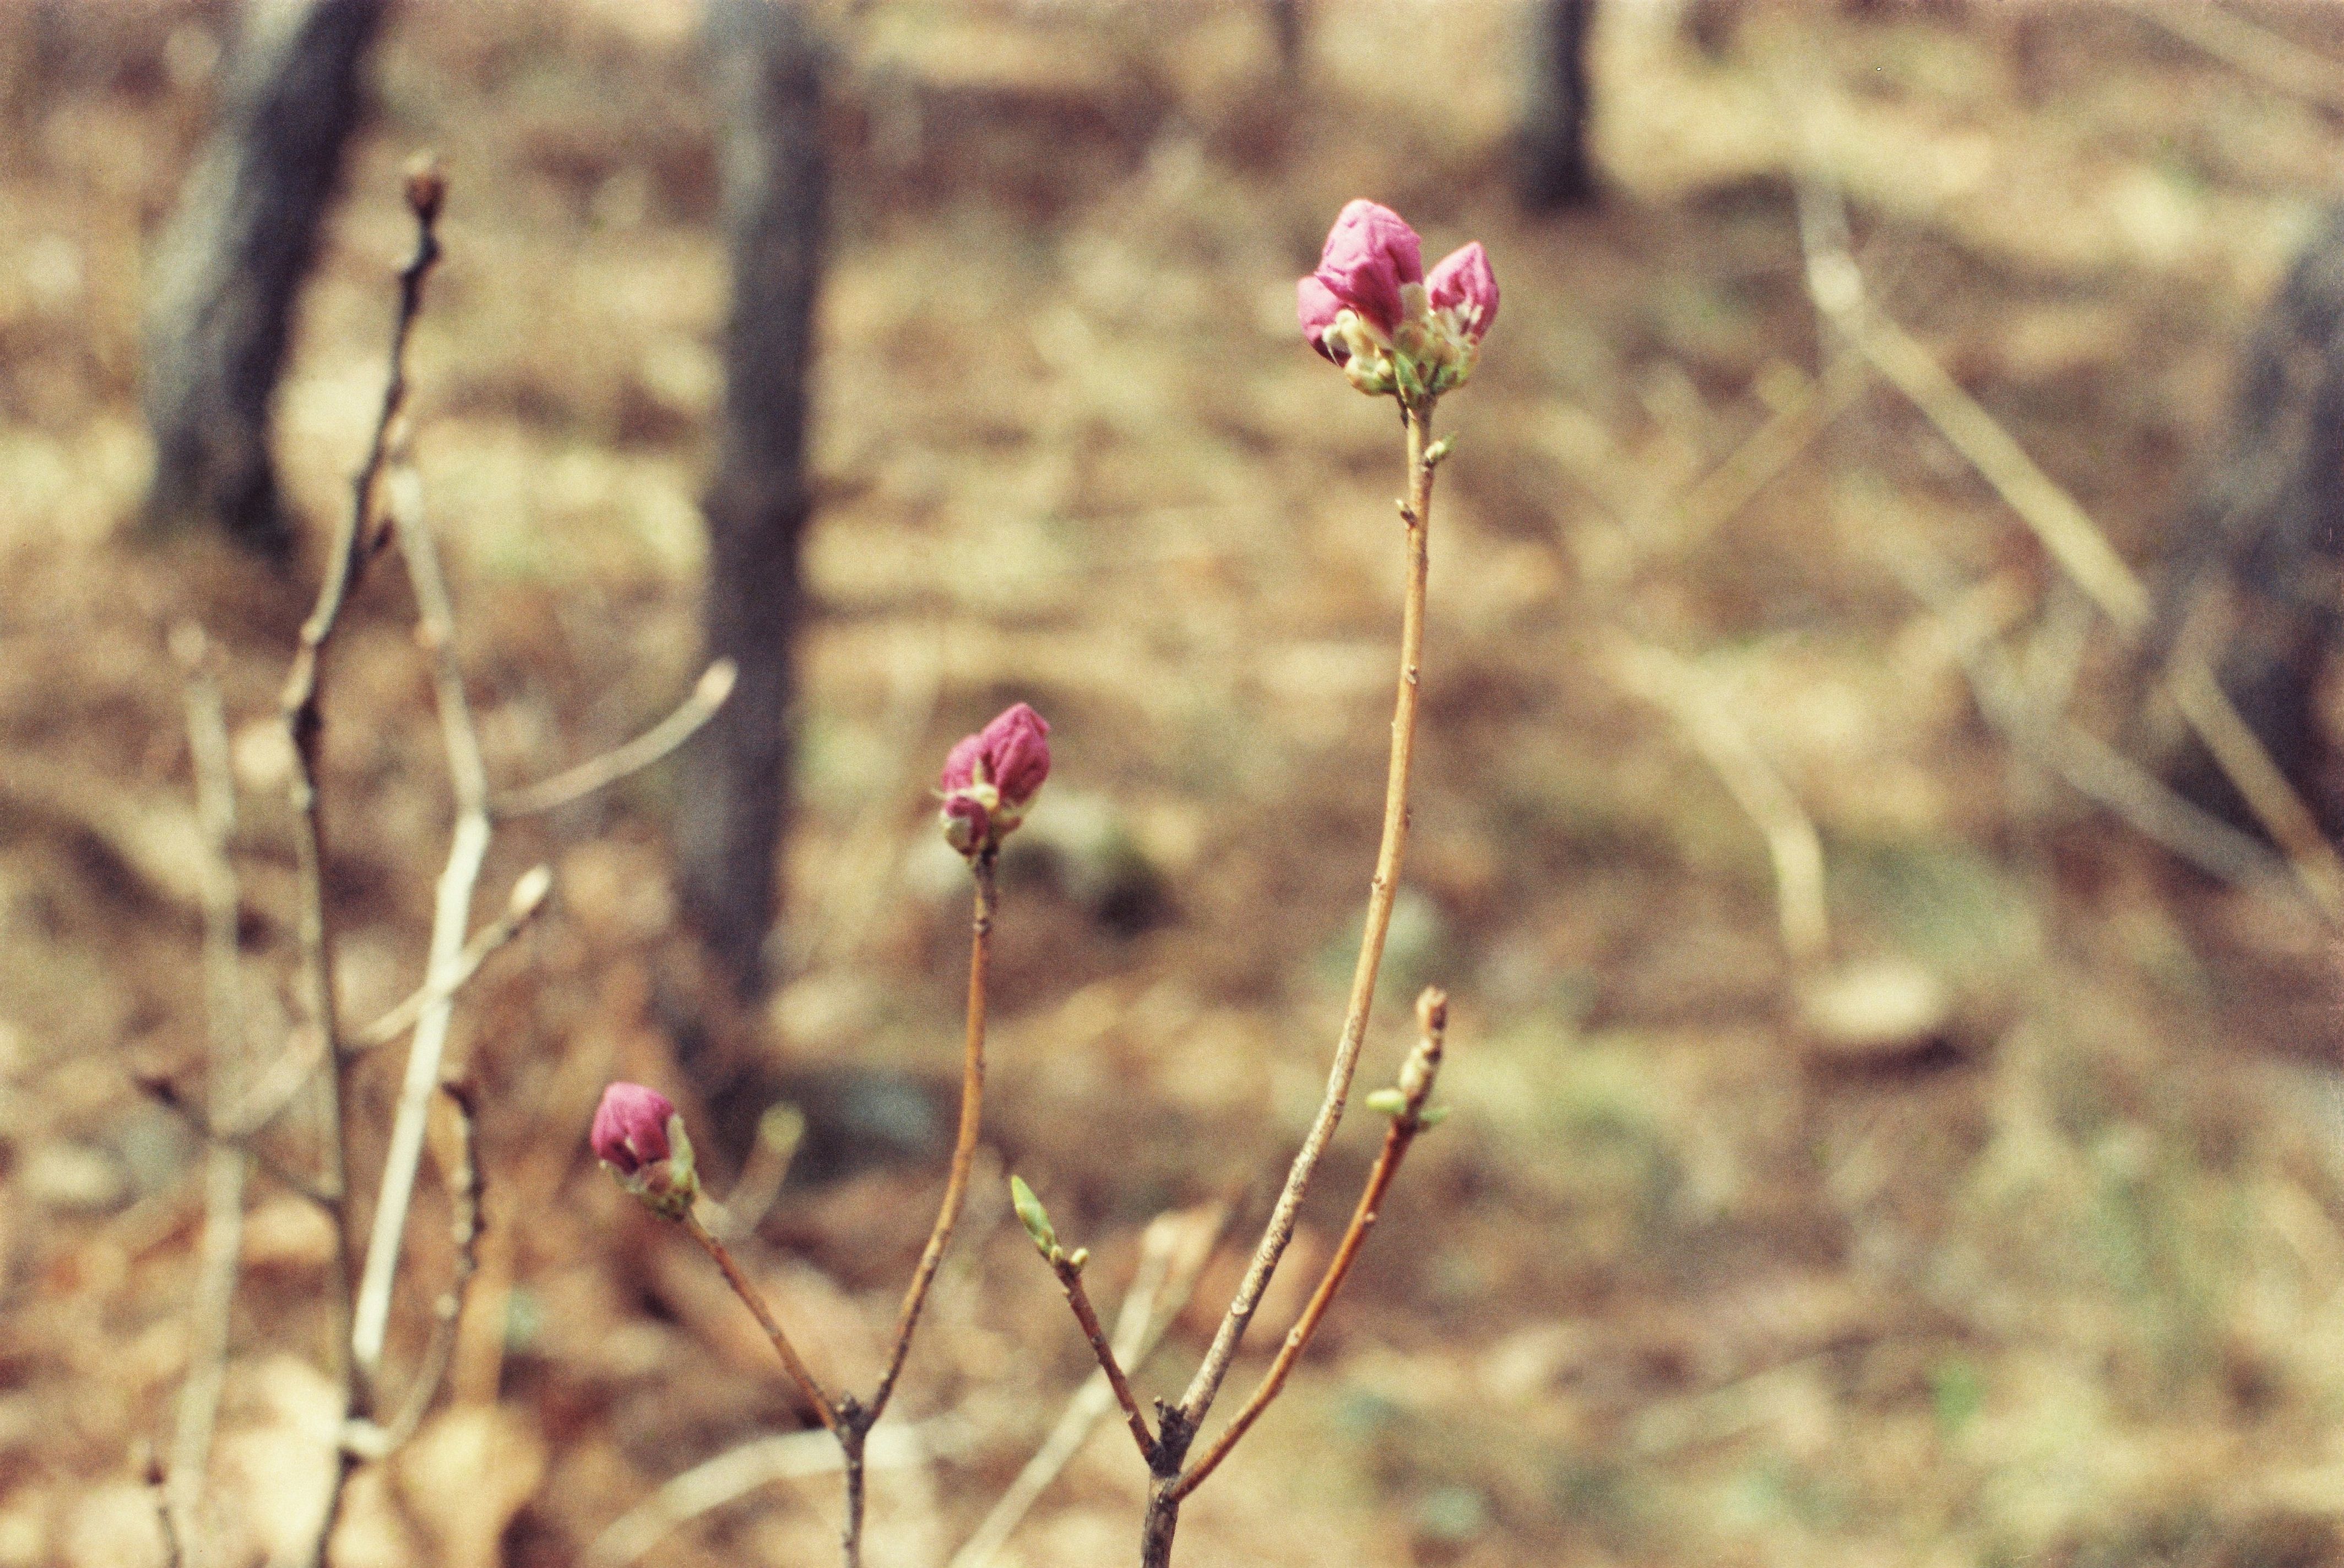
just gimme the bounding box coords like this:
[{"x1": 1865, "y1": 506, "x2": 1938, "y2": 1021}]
[
  {"x1": 491, "y1": 660, "x2": 737, "y2": 819},
  {"x1": 840, "y1": 1426, "x2": 868, "y2": 1568},
  {"x1": 1144, "y1": 395, "x2": 1441, "y2": 1567},
  {"x1": 1173, "y1": 399, "x2": 1438, "y2": 1428},
  {"x1": 285, "y1": 156, "x2": 442, "y2": 1568},
  {"x1": 1049, "y1": 1254, "x2": 1158, "y2": 1467},
  {"x1": 1173, "y1": 991, "x2": 1447, "y2": 1501},
  {"x1": 869, "y1": 852, "x2": 996, "y2": 1419},
  {"x1": 683, "y1": 1209, "x2": 839, "y2": 1433}
]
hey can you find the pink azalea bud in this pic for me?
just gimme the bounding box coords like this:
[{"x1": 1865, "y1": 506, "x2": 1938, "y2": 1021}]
[
  {"x1": 1308, "y1": 199, "x2": 1423, "y2": 338},
  {"x1": 593, "y1": 1082, "x2": 700, "y2": 1219},
  {"x1": 592, "y1": 1082, "x2": 675, "y2": 1174},
  {"x1": 1296, "y1": 274, "x2": 1350, "y2": 364},
  {"x1": 1427, "y1": 242, "x2": 1499, "y2": 344},
  {"x1": 938, "y1": 702, "x2": 1051, "y2": 855}
]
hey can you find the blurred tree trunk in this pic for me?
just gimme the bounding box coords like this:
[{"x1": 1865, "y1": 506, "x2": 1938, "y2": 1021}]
[
  {"x1": 1516, "y1": 0, "x2": 1597, "y2": 210},
  {"x1": 142, "y1": 0, "x2": 386, "y2": 557},
  {"x1": 1266, "y1": 0, "x2": 1305, "y2": 80},
  {"x1": 2152, "y1": 209, "x2": 2344, "y2": 834},
  {"x1": 677, "y1": 0, "x2": 827, "y2": 1000}
]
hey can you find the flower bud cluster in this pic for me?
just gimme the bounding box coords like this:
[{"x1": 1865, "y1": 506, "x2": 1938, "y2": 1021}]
[
  {"x1": 1297, "y1": 200, "x2": 1498, "y2": 401},
  {"x1": 938, "y1": 702, "x2": 1051, "y2": 858}
]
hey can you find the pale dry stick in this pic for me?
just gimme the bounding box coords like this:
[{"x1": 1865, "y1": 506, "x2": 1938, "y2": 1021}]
[
  {"x1": 1866, "y1": 504, "x2": 2289, "y2": 892},
  {"x1": 350, "y1": 864, "x2": 553, "y2": 1051},
  {"x1": 284, "y1": 154, "x2": 443, "y2": 1568},
  {"x1": 679, "y1": 1208, "x2": 842, "y2": 1434},
  {"x1": 1173, "y1": 989, "x2": 1448, "y2": 1501},
  {"x1": 166, "y1": 626, "x2": 248, "y2": 1565},
  {"x1": 351, "y1": 449, "x2": 495, "y2": 1381},
  {"x1": 1145, "y1": 395, "x2": 1445, "y2": 1565},
  {"x1": 348, "y1": 1081, "x2": 485, "y2": 1461},
  {"x1": 1603, "y1": 637, "x2": 1831, "y2": 972},
  {"x1": 1665, "y1": 353, "x2": 1871, "y2": 558},
  {"x1": 2112, "y1": 0, "x2": 2344, "y2": 115},
  {"x1": 133, "y1": 1074, "x2": 335, "y2": 1207},
  {"x1": 948, "y1": 1201, "x2": 1230, "y2": 1568},
  {"x1": 704, "y1": 1103, "x2": 807, "y2": 1243},
  {"x1": 491, "y1": 658, "x2": 738, "y2": 820},
  {"x1": 1790, "y1": 168, "x2": 2344, "y2": 919},
  {"x1": 585, "y1": 1419, "x2": 966, "y2": 1568}
]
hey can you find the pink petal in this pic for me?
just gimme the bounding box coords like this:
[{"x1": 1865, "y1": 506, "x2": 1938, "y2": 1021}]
[{"x1": 1427, "y1": 242, "x2": 1499, "y2": 341}]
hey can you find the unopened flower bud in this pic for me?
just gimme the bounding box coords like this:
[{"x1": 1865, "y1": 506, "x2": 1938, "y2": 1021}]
[
  {"x1": 938, "y1": 702, "x2": 1051, "y2": 856},
  {"x1": 1299, "y1": 203, "x2": 1496, "y2": 402},
  {"x1": 592, "y1": 1082, "x2": 699, "y2": 1220}
]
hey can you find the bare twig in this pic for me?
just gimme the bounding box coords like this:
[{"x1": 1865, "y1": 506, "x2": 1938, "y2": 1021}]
[
  {"x1": 135, "y1": 1073, "x2": 335, "y2": 1207},
  {"x1": 166, "y1": 624, "x2": 251, "y2": 1562},
  {"x1": 284, "y1": 150, "x2": 444, "y2": 1568},
  {"x1": 947, "y1": 1202, "x2": 1230, "y2": 1568},
  {"x1": 1043, "y1": 1249, "x2": 1157, "y2": 1467},
  {"x1": 144, "y1": 1446, "x2": 183, "y2": 1568},
  {"x1": 1664, "y1": 354, "x2": 1870, "y2": 557},
  {"x1": 350, "y1": 434, "x2": 495, "y2": 1380},
  {"x1": 350, "y1": 865, "x2": 552, "y2": 1051},
  {"x1": 1173, "y1": 990, "x2": 1447, "y2": 1500},
  {"x1": 1603, "y1": 637, "x2": 1831, "y2": 971},
  {"x1": 705, "y1": 1103, "x2": 807, "y2": 1244},
  {"x1": 490, "y1": 660, "x2": 737, "y2": 820},
  {"x1": 347, "y1": 1081, "x2": 486, "y2": 1461},
  {"x1": 1174, "y1": 399, "x2": 1439, "y2": 1429},
  {"x1": 869, "y1": 851, "x2": 996, "y2": 1421},
  {"x1": 681, "y1": 1208, "x2": 840, "y2": 1434}
]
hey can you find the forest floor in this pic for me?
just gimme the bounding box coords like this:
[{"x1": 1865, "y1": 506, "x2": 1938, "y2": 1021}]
[{"x1": 10, "y1": 2, "x2": 2344, "y2": 1566}]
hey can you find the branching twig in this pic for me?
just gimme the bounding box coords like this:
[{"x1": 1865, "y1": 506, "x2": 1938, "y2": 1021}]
[
  {"x1": 284, "y1": 150, "x2": 444, "y2": 1568},
  {"x1": 490, "y1": 660, "x2": 737, "y2": 820},
  {"x1": 681, "y1": 1208, "x2": 840, "y2": 1435},
  {"x1": 166, "y1": 624, "x2": 251, "y2": 1562},
  {"x1": 1141, "y1": 394, "x2": 1444, "y2": 1567},
  {"x1": 1603, "y1": 637, "x2": 1831, "y2": 971},
  {"x1": 135, "y1": 1073, "x2": 336, "y2": 1207},
  {"x1": 1173, "y1": 401, "x2": 1439, "y2": 1430},
  {"x1": 1173, "y1": 990, "x2": 1447, "y2": 1501},
  {"x1": 346, "y1": 1081, "x2": 486, "y2": 1461},
  {"x1": 947, "y1": 1201, "x2": 1230, "y2": 1568},
  {"x1": 349, "y1": 865, "x2": 552, "y2": 1051},
  {"x1": 351, "y1": 441, "x2": 495, "y2": 1381},
  {"x1": 2112, "y1": 0, "x2": 2344, "y2": 114}
]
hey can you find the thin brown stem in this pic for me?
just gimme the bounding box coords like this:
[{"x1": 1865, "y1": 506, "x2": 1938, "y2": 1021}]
[
  {"x1": 1173, "y1": 991, "x2": 1448, "y2": 1501},
  {"x1": 287, "y1": 153, "x2": 443, "y2": 1568},
  {"x1": 682, "y1": 1209, "x2": 839, "y2": 1434},
  {"x1": 840, "y1": 1428, "x2": 867, "y2": 1568},
  {"x1": 1174, "y1": 398, "x2": 1439, "y2": 1434},
  {"x1": 867, "y1": 852, "x2": 995, "y2": 1420},
  {"x1": 1048, "y1": 1252, "x2": 1157, "y2": 1467}
]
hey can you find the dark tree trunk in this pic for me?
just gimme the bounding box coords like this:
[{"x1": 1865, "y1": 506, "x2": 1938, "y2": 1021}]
[
  {"x1": 1266, "y1": 0, "x2": 1305, "y2": 80},
  {"x1": 2153, "y1": 208, "x2": 2344, "y2": 834},
  {"x1": 677, "y1": 0, "x2": 827, "y2": 1000},
  {"x1": 142, "y1": 0, "x2": 386, "y2": 557},
  {"x1": 1516, "y1": 0, "x2": 1597, "y2": 210}
]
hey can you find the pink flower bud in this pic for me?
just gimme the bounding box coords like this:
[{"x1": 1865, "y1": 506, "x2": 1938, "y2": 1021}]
[
  {"x1": 1426, "y1": 242, "x2": 1499, "y2": 344},
  {"x1": 1307, "y1": 199, "x2": 1423, "y2": 338},
  {"x1": 938, "y1": 702, "x2": 1051, "y2": 855},
  {"x1": 1296, "y1": 274, "x2": 1350, "y2": 364},
  {"x1": 592, "y1": 1082, "x2": 675, "y2": 1174}
]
